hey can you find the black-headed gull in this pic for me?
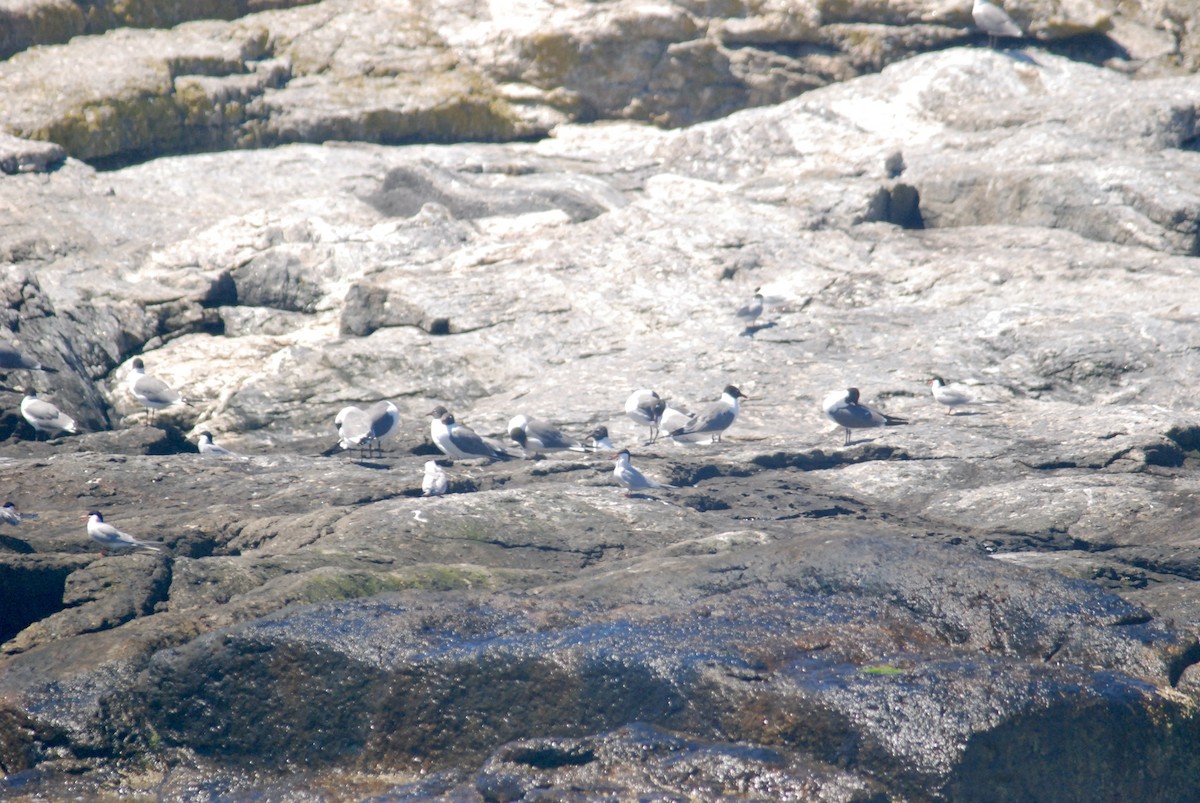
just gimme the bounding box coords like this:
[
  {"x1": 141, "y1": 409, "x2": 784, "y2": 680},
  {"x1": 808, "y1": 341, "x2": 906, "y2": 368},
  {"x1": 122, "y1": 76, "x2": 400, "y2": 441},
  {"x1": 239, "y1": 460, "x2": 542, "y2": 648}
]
[
  {"x1": 127, "y1": 357, "x2": 194, "y2": 423},
  {"x1": 508, "y1": 414, "x2": 589, "y2": 455},
  {"x1": 428, "y1": 407, "x2": 511, "y2": 461},
  {"x1": 0, "y1": 346, "x2": 55, "y2": 373},
  {"x1": 20, "y1": 388, "x2": 77, "y2": 440},
  {"x1": 86, "y1": 511, "x2": 162, "y2": 554},
  {"x1": 669, "y1": 385, "x2": 747, "y2": 443},
  {"x1": 823, "y1": 387, "x2": 908, "y2": 446},
  {"x1": 587, "y1": 425, "x2": 615, "y2": 452},
  {"x1": 612, "y1": 449, "x2": 675, "y2": 497}
]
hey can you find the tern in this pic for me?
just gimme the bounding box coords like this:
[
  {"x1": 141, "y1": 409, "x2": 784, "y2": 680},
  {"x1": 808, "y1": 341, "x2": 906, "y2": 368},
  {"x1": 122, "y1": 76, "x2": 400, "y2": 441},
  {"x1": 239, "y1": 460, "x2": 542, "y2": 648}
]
[
  {"x1": 428, "y1": 407, "x2": 512, "y2": 461},
  {"x1": 85, "y1": 511, "x2": 162, "y2": 555},
  {"x1": 20, "y1": 388, "x2": 77, "y2": 440},
  {"x1": 1, "y1": 502, "x2": 37, "y2": 526},
  {"x1": 422, "y1": 460, "x2": 449, "y2": 497},
  {"x1": 973, "y1": 0, "x2": 1022, "y2": 47},
  {"x1": 197, "y1": 431, "x2": 249, "y2": 459},
  {"x1": 127, "y1": 357, "x2": 194, "y2": 423},
  {"x1": 823, "y1": 387, "x2": 908, "y2": 446},
  {"x1": 669, "y1": 385, "x2": 747, "y2": 443},
  {"x1": 612, "y1": 449, "x2": 675, "y2": 497},
  {"x1": 624, "y1": 389, "x2": 667, "y2": 443},
  {"x1": 736, "y1": 288, "x2": 764, "y2": 328},
  {"x1": 930, "y1": 377, "x2": 975, "y2": 416}
]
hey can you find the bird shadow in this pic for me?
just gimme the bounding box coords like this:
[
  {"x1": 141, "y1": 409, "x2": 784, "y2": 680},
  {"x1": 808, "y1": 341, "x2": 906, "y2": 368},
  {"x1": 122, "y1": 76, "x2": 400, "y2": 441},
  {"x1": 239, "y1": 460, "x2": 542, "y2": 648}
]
[{"x1": 739, "y1": 322, "x2": 777, "y2": 338}]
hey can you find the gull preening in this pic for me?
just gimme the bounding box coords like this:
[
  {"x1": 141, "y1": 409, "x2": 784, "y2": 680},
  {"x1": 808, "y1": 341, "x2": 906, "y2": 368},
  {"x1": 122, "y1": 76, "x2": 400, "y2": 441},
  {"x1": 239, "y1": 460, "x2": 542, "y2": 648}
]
[
  {"x1": 428, "y1": 406, "x2": 512, "y2": 461},
  {"x1": 929, "y1": 377, "x2": 975, "y2": 415},
  {"x1": 127, "y1": 357, "x2": 194, "y2": 423},
  {"x1": 86, "y1": 511, "x2": 162, "y2": 555},
  {"x1": 334, "y1": 405, "x2": 373, "y2": 458},
  {"x1": 20, "y1": 388, "x2": 77, "y2": 440},
  {"x1": 624, "y1": 389, "x2": 667, "y2": 444},
  {"x1": 669, "y1": 385, "x2": 748, "y2": 443},
  {"x1": 366, "y1": 400, "x2": 400, "y2": 457},
  {"x1": 823, "y1": 387, "x2": 909, "y2": 446},
  {"x1": 422, "y1": 460, "x2": 449, "y2": 497},
  {"x1": 612, "y1": 449, "x2": 675, "y2": 497},
  {"x1": 973, "y1": 0, "x2": 1022, "y2": 47}
]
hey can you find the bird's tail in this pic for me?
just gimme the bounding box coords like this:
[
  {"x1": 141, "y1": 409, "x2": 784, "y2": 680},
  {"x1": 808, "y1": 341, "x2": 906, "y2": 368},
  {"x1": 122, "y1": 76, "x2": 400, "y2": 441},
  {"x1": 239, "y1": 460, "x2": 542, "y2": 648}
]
[{"x1": 884, "y1": 415, "x2": 908, "y2": 426}]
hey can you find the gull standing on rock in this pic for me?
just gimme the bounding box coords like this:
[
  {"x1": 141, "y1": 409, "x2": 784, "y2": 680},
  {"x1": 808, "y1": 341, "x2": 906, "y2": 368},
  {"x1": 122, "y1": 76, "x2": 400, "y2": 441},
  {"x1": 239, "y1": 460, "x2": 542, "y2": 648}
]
[
  {"x1": 624, "y1": 389, "x2": 667, "y2": 444},
  {"x1": 86, "y1": 511, "x2": 162, "y2": 555},
  {"x1": 197, "y1": 431, "x2": 249, "y2": 459},
  {"x1": 127, "y1": 357, "x2": 193, "y2": 423},
  {"x1": 973, "y1": 0, "x2": 1022, "y2": 47},
  {"x1": 428, "y1": 406, "x2": 512, "y2": 461},
  {"x1": 823, "y1": 387, "x2": 908, "y2": 446},
  {"x1": 366, "y1": 399, "x2": 400, "y2": 457},
  {"x1": 20, "y1": 388, "x2": 77, "y2": 440},
  {"x1": 334, "y1": 405, "x2": 373, "y2": 458},
  {"x1": 422, "y1": 460, "x2": 449, "y2": 497},
  {"x1": 612, "y1": 449, "x2": 675, "y2": 497},
  {"x1": 2, "y1": 502, "x2": 37, "y2": 526},
  {"x1": 930, "y1": 377, "x2": 975, "y2": 416},
  {"x1": 669, "y1": 385, "x2": 748, "y2": 443}
]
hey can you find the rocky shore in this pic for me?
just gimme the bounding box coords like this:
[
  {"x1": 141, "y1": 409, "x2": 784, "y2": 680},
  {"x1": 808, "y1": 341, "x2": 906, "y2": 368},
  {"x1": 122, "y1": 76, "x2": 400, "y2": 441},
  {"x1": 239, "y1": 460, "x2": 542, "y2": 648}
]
[{"x1": 4, "y1": 0, "x2": 1200, "y2": 800}]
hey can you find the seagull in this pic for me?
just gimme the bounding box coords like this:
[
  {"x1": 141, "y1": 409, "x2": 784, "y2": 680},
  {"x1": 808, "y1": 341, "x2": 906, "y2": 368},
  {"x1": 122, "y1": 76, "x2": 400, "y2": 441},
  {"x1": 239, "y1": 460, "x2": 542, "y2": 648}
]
[
  {"x1": 428, "y1": 407, "x2": 512, "y2": 461},
  {"x1": 823, "y1": 387, "x2": 909, "y2": 446},
  {"x1": 85, "y1": 511, "x2": 162, "y2": 555},
  {"x1": 334, "y1": 405, "x2": 373, "y2": 458},
  {"x1": 1, "y1": 502, "x2": 37, "y2": 526},
  {"x1": 669, "y1": 385, "x2": 748, "y2": 443},
  {"x1": 366, "y1": 399, "x2": 400, "y2": 457},
  {"x1": 973, "y1": 0, "x2": 1022, "y2": 47},
  {"x1": 625, "y1": 389, "x2": 667, "y2": 443},
  {"x1": 736, "y1": 288, "x2": 764, "y2": 328},
  {"x1": 0, "y1": 346, "x2": 55, "y2": 373},
  {"x1": 659, "y1": 403, "x2": 695, "y2": 436},
  {"x1": 197, "y1": 431, "x2": 249, "y2": 459},
  {"x1": 422, "y1": 460, "x2": 449, "y2": 497},
  {"x1": 127, "y1": 357, "x2": 193, "y2": 423},
  {"x1": 930, "y1": 377, "x2": 975, "y2": 416},
  {"x1": 508, "y1": 414, "x2": 589, "y2": 455},
  {"x1": 20, "y1": 388, "x2": 77, "y2": 440},
  {"x1": 587, "y1": 425, "x2": 615, "y2": 452},
  {"x1": 612, "y1": 449, "x2": 675, "y2": 497}
]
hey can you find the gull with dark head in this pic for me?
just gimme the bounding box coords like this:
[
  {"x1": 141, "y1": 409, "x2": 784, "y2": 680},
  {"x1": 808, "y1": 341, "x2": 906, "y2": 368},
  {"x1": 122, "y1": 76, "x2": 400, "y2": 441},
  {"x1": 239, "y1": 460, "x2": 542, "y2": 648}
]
[
  {"x1": 612, "y1": 449, "x2": 675, "y2": 497},
  {"x1": 508, "y1": 414, "x2": 589, "y2": 456},
  {"x1": 624, "y1": 389, "x2": 667, "y2": 444},
  {"x1": 127, "y1": 357, "x2": 194, "y2": 423},
  {"x1": 20, "y1": 388, "x2": 77, "y2": 440},
  {"x1": 669, "y1": 385, "x2": 748, "y2": 443},
  {"x1": 823, "y1": 387, "x2": 908, "y2": 446},
  {"x1": 428, "y1": 406, "x2": 512, "y2": 461},
  {"x1": 85, "y1": 511, "x2": 162, "y2": 555},
  {"x1": 587, "y1": 425, "x2": 615, "y2": 452}
]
